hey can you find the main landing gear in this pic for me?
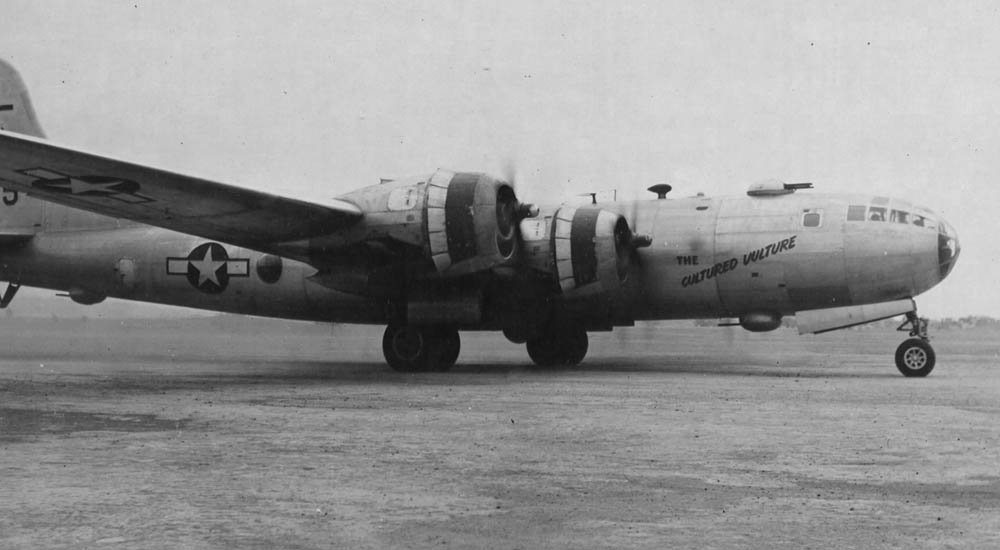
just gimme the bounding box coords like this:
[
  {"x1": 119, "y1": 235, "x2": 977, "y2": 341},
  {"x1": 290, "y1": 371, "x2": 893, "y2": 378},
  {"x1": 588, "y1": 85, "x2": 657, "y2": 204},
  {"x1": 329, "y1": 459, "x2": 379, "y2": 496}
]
[
  {"x1": 895, "y1": 311, "x2": 935, "y2": 377},
  {"x1": 382, "y1": 324, "x2": 460, "y2": 372},
  {"x1": 525, "y1": 323, "x2": 588, "y2": 367}
]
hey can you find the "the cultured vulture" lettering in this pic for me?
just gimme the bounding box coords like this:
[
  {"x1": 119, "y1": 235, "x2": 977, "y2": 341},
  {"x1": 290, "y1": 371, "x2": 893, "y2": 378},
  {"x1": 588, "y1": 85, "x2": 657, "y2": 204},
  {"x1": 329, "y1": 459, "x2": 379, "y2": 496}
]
[{"x1": 680, "y1": 235, "x2": 797, "y2": 288}]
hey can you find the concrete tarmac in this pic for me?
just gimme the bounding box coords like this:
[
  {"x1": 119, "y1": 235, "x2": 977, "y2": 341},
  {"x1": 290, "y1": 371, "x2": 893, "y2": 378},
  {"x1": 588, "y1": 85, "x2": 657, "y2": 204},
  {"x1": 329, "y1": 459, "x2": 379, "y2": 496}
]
[{"x1": 1, "y1": 317, "x2": 998, "y2": 549}]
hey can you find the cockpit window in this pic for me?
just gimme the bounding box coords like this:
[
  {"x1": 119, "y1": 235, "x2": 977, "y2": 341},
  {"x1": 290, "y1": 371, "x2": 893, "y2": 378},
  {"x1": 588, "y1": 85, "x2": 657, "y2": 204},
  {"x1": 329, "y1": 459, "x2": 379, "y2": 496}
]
[
  {"x1": 912, "y1": 213, "x2": 936, "y2": 230},
  {"x1": 848, "y1": 203, "x2": 937, "y2": 229}
]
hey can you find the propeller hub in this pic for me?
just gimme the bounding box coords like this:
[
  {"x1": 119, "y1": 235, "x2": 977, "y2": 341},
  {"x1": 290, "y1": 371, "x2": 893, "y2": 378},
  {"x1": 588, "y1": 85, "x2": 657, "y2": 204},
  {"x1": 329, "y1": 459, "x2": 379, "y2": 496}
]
[{"x1": 517, "y1": 203, "x2": 539, "y2": 219}]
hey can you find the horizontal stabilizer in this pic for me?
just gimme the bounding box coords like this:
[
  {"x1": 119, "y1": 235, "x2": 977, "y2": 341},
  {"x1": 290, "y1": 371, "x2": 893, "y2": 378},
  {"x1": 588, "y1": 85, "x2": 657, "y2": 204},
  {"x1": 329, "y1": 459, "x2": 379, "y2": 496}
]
[{"x1": 796, "y1": 299, "x2": 916, "y2": 335}]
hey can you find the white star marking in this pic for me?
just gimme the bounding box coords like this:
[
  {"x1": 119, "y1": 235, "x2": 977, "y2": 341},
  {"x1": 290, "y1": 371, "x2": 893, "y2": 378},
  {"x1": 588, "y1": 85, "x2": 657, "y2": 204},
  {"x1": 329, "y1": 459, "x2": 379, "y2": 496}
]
[
  {"x1": 188, "y1": 247, "x2": 226, "y2": 287},
  {"x1": 68, "y1": 178, "x2": 125, "y2": 195}
]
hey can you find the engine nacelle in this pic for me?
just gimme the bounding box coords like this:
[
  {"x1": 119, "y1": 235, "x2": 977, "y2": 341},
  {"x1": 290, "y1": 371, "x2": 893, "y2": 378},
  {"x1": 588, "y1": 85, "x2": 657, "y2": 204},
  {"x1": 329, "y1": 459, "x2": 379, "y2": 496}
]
[
  {"x1": 336, "y1": 169, "x2": 525, "y2": 278},
  {"x1": 550, "y1": 206, "x2": 632, "y2": 296},
  {"x1": 520, "y1": 205, "x2": 634, "y2": 300},
  {"x1": 424, "y1": 170, "x2": 519, "y2": 275}
]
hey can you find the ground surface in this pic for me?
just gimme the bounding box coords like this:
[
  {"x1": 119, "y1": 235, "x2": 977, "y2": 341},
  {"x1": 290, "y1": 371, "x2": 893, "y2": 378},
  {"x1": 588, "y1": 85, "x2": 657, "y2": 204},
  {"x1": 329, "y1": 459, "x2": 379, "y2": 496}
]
[{"x1": 0, "y1": 316, "x2": 998, "y2": 549}]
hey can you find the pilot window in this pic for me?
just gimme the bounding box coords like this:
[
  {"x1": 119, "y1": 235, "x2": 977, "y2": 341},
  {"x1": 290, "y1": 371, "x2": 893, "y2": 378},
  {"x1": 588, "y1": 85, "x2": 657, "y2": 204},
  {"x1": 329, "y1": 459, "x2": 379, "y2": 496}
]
[
  {"x1": 847, "y1": 205, "x2": 866, "y2": 221},
  {"x1": 847, "y1": 203, "x2": 932, "y2": 228}
]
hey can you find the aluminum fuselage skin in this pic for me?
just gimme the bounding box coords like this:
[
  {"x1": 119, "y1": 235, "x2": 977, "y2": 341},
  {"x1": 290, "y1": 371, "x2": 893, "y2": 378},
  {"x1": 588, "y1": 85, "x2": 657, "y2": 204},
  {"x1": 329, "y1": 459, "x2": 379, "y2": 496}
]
[{"x1": 0, "y1": 191, "x2": 956, "y2": 325}]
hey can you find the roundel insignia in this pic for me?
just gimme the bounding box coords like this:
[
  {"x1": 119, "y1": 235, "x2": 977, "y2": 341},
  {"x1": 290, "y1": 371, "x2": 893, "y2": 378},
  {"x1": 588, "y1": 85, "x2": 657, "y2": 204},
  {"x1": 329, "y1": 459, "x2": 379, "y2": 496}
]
[{"x1": 166, "y1": 243, "x2": 250, "y2": 294}]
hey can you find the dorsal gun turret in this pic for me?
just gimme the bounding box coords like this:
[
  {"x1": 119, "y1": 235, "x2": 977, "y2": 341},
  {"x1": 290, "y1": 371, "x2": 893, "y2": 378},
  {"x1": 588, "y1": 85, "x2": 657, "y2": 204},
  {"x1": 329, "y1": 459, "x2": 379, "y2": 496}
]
[{"x1": 747, "y1": 179, "x2": 813, "y2": 197}]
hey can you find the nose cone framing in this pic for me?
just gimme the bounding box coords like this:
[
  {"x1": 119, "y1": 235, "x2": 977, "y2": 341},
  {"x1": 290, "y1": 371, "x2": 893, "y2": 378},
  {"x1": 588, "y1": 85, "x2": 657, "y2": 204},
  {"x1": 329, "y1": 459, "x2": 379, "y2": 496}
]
[{"x1": 938, "y1": 217, "x2": 960, "y2": 280}]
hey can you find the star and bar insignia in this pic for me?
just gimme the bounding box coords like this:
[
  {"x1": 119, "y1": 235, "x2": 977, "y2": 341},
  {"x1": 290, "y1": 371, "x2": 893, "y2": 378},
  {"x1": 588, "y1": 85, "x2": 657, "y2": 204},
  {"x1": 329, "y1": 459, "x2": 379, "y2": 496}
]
[
  {"x1": 167, "y1": 242, "x2": 249, "y2": 294},
  {"x1": 20, "y1": 168, "x2": 154, "y2": 204}
]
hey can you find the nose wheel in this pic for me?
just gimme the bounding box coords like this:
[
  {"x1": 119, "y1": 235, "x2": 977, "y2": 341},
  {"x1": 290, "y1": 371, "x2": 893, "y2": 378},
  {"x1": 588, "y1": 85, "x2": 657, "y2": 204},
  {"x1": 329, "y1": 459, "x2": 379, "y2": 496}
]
[{"x1": 894, "y1": 311, "x2": 935, "y2": 377}]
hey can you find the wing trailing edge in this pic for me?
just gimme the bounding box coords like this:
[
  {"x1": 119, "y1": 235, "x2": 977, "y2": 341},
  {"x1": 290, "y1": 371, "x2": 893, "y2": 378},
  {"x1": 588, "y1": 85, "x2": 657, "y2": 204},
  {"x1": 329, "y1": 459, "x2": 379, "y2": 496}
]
[{"x1": 0, "y1": 130, "x2": 364, "y2": 261}]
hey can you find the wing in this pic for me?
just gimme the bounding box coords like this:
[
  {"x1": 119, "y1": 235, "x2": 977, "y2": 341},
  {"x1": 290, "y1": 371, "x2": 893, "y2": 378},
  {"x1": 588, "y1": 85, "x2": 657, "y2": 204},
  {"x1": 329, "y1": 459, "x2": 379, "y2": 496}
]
[{"x1": 0, "y1": 130, "x2": 363, "y2": 259}]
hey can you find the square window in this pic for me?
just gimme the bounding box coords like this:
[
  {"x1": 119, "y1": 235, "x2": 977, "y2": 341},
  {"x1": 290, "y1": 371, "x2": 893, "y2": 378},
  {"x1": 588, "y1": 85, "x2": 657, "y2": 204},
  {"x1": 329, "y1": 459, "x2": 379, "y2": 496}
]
[
  {"x1": 847, "y1": 205, "x2": 866, "y2": 221},
  {"x1": 803, "y1": 212, "x2": 821, "y2": 227}
]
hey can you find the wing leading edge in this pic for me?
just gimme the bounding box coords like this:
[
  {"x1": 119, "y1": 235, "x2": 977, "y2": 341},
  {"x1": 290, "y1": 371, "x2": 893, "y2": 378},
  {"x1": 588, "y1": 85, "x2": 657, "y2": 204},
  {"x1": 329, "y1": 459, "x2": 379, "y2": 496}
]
[{"x1": 0, "y1": 130, "x2": 363, "y2": 259}]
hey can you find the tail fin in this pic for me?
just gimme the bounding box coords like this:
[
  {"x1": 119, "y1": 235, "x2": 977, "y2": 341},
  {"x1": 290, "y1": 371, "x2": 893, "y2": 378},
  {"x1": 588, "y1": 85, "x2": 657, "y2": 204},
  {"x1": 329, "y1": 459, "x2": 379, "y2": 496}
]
[
  {"x1": 0, "y1": 59, "x2": 46, "y2": 138},
  {"x1": 0, "y1": 59, "x2": 45, "y2": 236}
]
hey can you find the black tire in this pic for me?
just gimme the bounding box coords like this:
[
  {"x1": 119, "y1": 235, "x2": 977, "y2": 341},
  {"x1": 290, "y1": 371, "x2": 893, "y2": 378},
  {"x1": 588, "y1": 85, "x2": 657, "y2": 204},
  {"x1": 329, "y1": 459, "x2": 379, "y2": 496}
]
[
  {"x1": 426, "y1": 327, "x2": 460, "y2": 372},
  {"x1": 565, "y1": 328, "x2": 588, "y2": 366},
  {"x1": 526, "y1": 325, "x2": 588, "y2": 367},
  {"x1": 526, "y1": 336, "x2": 562, "y2": 367},
  {"x1": 502, "y1": 326, "x2": 528, "y2": 344},
  {"x1": 382, "y1": 324, "x2": 428, "y2": 372},
  {"x1": 895, "y1": 338, "x2": 936, "y2": 377}
]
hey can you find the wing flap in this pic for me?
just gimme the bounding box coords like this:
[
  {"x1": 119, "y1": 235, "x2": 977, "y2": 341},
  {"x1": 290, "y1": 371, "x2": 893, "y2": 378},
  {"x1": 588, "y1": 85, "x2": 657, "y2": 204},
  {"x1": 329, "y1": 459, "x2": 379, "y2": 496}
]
[{"x1": 0, "y1": 131, "x2": 363, "y2": 253}]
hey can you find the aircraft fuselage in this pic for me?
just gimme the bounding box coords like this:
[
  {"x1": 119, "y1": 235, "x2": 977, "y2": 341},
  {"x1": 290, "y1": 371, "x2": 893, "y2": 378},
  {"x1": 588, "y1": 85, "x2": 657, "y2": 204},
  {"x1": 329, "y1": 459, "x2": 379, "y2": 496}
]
[{"x1": 0, "y1": 189, "x2": 958, "y2": 329}]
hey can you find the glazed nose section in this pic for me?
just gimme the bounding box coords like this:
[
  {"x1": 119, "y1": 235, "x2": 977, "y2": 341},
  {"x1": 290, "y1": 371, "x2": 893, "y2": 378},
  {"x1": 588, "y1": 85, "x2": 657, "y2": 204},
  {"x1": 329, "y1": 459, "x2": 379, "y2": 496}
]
[{"x1": 938, "y1": 217, "x2": 960, "y2": 279}]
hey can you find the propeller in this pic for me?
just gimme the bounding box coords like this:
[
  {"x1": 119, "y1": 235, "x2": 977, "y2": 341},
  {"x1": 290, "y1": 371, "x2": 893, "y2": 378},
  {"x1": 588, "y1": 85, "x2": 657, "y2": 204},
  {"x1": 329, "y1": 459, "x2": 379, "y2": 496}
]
[{"x1": 498, "y1": 158, "x2": 538, "y2": 220}]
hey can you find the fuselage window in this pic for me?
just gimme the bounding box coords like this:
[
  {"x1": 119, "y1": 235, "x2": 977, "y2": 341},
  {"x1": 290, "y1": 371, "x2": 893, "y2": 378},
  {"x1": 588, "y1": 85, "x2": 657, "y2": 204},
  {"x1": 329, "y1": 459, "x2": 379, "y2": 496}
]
[
  {"x1": 847, "y1": 205, "x2": 866, "y2": 221},
  {"x1": 890, "y1": 210, "x2": 909, "y2": 224},
  {"x1": 868, "y1": 206, "x2": 886, "y2": 222},
  {"x1": 803, "y1": 211, "x2": 822, "y2": 227}
]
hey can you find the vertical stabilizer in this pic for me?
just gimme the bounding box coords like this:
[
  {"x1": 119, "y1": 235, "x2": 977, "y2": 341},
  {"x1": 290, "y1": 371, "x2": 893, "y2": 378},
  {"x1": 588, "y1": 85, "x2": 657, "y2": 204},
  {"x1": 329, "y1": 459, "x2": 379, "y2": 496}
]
[{"x1": 0, "y1": 59, "x2": 46, "y2": 138}]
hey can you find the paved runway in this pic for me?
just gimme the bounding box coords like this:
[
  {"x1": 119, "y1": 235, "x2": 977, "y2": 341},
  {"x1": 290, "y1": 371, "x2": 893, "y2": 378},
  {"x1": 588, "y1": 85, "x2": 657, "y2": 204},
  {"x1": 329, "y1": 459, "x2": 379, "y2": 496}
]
[{"x1": 1, "y1": 317, "x2": 998, "y2": 549}]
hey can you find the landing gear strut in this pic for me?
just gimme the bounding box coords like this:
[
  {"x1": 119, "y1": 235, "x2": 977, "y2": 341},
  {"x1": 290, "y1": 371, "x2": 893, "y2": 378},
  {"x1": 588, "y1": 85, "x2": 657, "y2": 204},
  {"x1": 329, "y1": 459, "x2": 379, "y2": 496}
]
[
  {"x1": 895, "y1": 311, "x2": 935, "y2": 377},
  {"x1": 382, "y1": 325, "x2": 460, "y2": 372}
]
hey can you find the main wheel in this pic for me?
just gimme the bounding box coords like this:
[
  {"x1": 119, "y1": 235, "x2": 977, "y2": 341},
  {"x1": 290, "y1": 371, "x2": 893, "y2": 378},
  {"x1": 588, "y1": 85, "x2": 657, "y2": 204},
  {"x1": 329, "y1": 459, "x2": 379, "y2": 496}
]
[
  {"x1": 895, "y1": 338, "x2": 936, "y2": 377},
  {"x1": 382, "y1": 325, "x2": 460, "y2": 372},
  {"x1": 383, "y1": 324, "x2": 428, "y2": 372},
  {"x1": 526, "y1": 325, "x2": 588, "y2": 367},
  {"x1": 426, "y1": 327, "x2": 460, "y2": 372}
]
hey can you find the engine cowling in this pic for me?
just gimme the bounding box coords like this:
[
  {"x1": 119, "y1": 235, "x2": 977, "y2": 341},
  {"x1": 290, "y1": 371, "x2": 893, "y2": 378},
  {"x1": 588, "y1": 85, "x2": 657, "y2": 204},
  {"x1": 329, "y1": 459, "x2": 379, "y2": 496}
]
[
  {"x1": 550, "y1": 205, "x2": 633, "y2": 296},
  {"x1": 424, "y1": 170, "x2": 520, "y2": 275},
  {"x1": 334, "y1": 169, "x2": 528, "y2": 281},
  {"x1": 507, "y1": 204, "x2": 637, "y2": 331}
]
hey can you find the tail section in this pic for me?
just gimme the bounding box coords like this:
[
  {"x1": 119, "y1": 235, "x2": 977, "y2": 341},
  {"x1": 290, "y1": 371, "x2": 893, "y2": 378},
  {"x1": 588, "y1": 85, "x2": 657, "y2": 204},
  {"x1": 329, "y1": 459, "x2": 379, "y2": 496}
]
[
  {"x1": 0, "y1": 59, "x2": 46, "y2": 138},
  {"x1": 0, "y1": 59, "x2": 44, "y2": 235}
]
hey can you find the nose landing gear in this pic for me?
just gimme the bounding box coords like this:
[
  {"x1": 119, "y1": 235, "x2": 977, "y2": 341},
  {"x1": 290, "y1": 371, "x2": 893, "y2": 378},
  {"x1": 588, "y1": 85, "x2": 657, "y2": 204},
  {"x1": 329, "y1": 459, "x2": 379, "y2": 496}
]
[{"x1": 895, "y1": 311, "x2": 935, "y2": 377}]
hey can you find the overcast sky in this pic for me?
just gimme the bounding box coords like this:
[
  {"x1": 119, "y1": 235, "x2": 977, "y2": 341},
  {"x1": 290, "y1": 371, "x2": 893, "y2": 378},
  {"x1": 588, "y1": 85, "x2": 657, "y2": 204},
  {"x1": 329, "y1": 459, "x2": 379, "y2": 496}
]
[{"x1": 1, "y1": 1, "x2": 996, "y2": 318}]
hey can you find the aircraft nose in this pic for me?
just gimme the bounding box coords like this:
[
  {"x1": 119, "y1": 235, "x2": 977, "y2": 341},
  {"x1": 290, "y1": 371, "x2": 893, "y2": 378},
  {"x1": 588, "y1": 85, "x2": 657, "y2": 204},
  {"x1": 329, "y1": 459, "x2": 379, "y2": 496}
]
[{"x1": 938, "y1": 217, "x2": 960, "y2": 279}]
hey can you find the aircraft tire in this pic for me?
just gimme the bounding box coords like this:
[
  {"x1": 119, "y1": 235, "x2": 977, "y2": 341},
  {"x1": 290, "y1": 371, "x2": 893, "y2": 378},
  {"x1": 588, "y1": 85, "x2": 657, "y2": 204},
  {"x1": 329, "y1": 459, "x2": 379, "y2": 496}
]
[
  {"x1": 426, "y1": 327, "x2": 460, "y2": 372},
  {"x1": 895, "y1": 338, "x2": 936, "y2": 377},
  {"x1": 565, "y1": 328, "x2": 589, "y2": 365},
  {"x1": 382, "y1": 324, "x2": 429, "y2": 372},
  {"x1": 526, "y1": 325, "x2": 588, "y2": 367},
  {"x1": 502, "y1": 326, "x2": 528, "y2": 344}
]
